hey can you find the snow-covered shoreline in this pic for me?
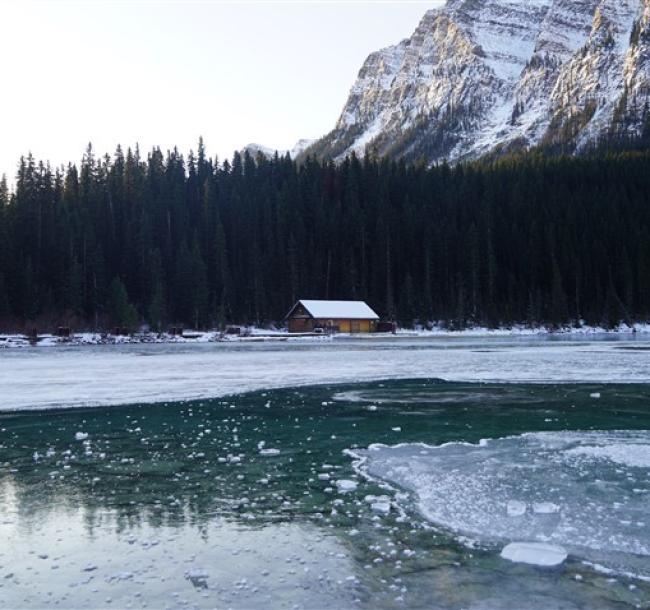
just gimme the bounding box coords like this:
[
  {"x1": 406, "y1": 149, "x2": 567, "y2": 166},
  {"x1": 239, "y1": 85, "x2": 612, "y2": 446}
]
[
  {"x1": 2, "y1": 322, "x2": 650, "y2": 348},
  {"x1": 0, "y1": 328, "x2": 321, "y2": 349}
]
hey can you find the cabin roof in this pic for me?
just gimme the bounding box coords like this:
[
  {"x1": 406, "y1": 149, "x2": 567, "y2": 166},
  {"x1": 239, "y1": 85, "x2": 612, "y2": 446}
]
[{"x1": 286, "y1": 299, "x2": 379, "y2": 320}]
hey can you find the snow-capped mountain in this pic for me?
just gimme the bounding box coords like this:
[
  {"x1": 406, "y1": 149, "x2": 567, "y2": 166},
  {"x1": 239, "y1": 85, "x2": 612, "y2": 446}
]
[
  {"x1": 307, "y1": 0, "x2": 650, "y2": 165},
  {"x1": 243, "y1": 139, "x2": 316, "y2": 160}
]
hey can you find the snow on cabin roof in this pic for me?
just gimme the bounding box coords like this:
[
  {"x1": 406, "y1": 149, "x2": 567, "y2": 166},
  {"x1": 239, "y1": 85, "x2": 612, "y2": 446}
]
[{"x1": 290, "y1": 300, "x2": 379, "y2": 320}]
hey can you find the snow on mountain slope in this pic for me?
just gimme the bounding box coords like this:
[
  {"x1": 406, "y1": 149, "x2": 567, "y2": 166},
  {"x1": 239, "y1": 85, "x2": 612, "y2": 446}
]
[
  {"x1": 307, "y1": 0, "x2": 650, "y2": 165},
  {"x1": 243, "y1": 139, "x2": 316, "y2": 160}
]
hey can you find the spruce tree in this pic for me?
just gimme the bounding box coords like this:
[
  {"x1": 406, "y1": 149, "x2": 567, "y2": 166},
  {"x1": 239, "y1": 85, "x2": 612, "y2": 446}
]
[
  {"x1": 107, "y1": 277, "x2": 138, "y2": 331},
  {"x1": 1, "y1": 142, "x2": 650, "y2": 331}
]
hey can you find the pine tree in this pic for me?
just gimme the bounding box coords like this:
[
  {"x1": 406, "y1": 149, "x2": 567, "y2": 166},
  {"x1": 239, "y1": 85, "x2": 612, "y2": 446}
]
[
  {"x1": 107, "y1": 277, "x2": 138, "y2": 331},
  {"x1": 1, "y1": 142, "x2": 650, "y2": 332}
]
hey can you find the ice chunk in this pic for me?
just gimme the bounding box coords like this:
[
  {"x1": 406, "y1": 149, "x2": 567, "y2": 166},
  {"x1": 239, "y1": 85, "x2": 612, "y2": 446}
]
[
  {"x1": 335, "y1": 479, "x2": 358, "y2": 493},
  {"x1": 500, "y1": 542, "x2": 567, "y2": 566},
  {"x1": 75, "y1": 432, "x2": 89, "y2": 441},
  {"x1": 184, "y1": 568, "x2": 209, "y2": 589},
  {"x1": 259, "y1": 448, "x2": 280, "y2": 456},
  {"x1": 371, "y1": 501, "x2": 391, "y2": 515},
  {"x1": 590, "y1": 393, "x2": 601, "y2": 399},
  {"x1": 506, "y1": 500, "x2": 526, "y2": 517},
  {"x1": 533, "y1": 502, "x2": 560, "y2": 514}
]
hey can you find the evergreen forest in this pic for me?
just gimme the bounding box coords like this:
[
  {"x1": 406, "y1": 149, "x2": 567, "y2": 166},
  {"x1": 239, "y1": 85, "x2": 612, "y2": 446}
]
[{"x1": 1, "y1": 140, "x2": 650, "y2": 331}]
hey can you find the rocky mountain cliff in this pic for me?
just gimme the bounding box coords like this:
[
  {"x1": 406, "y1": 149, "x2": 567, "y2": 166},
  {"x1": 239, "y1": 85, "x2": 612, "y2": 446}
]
[{"x1": 306, "y1": 0, "x2": 650, "y2": 165}]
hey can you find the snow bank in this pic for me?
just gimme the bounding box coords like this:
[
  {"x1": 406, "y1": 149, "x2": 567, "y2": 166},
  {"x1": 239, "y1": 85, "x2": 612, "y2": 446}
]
[
  {"x1": 401, "y1": 322, "x2": 650, "y2": 338},
  {"x1": 2, "y1": 322, "x2": 650, "y2": 350}
]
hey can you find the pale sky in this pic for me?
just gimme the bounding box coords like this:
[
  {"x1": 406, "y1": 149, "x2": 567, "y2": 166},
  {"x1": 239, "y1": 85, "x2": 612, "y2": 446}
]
[{"x1": 0, "y1": 0, "x2": 444, "y2": 178}]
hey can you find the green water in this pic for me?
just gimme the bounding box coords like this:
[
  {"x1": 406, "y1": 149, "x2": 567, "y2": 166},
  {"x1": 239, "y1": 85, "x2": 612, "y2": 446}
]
[{"x1": 1, "y1": 379, "x2": 649, "y2": 609}]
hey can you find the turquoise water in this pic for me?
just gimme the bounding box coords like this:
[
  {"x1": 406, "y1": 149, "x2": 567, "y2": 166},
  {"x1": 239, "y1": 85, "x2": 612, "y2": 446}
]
[{"x1": 1, "y1": 379, "x2": 650, "y2": 609}]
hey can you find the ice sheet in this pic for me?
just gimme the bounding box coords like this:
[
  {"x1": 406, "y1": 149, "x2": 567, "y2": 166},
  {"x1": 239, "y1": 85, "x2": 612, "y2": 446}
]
[
  {"x1": 1, "y1": 338, "x2": 650, "y2": 411},
  {"x1": 352, "y1": 430, "x2": 650, "y2": 576}
]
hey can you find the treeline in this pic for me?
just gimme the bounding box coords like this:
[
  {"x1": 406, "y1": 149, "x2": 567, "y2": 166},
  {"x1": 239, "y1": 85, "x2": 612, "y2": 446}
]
[{"x1": 1, "y1": 141, "x2": 650, "y2": 331}]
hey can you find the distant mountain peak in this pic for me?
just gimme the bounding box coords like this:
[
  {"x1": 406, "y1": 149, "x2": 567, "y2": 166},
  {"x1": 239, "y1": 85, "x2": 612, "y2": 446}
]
[
  {"x1": 243, "y1": 139, "x2": 316, "y2": 160},
  {"x1": 305, "y1": 0, "x2": 649, "y2": 165}
]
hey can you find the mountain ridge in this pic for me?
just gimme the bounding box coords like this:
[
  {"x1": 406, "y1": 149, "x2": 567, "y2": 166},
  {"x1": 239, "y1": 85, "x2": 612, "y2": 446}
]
[
  {"x1": 242, "y1": 139, "x2": 315, "y2": 160},
  {"x1": 305, "y1": 0, "x2": 650, "y2": 165}
]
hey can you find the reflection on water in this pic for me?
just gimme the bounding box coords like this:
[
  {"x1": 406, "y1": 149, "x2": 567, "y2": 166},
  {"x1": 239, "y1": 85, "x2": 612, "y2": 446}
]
[
  {"x1": 1, "y1": 497, "x2": 357, "y2": 609},
  {"x1": 1, "y1": 380, "x2": 650, "y2": 608}
]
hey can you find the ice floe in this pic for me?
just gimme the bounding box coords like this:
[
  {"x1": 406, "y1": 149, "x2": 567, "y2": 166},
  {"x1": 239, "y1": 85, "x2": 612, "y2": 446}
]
[
  {"x1": 335, "y1": 479, "x2": 358, "y2": 493},
  {"x1": 259, "y1": 448, "x2": 280, "y2": 456},
  {"x1": 351, "y1": 430, "x2": 650, "y2": 576},
  {"x1": 506, "y1": 500, "x2": 527, "y2": 517},
  {"x1": 370, "y1": 501, "x2": 391, "y2": 515},
  {"x1": 501, "y1": 542, "x2": 568, "y2": 566}
]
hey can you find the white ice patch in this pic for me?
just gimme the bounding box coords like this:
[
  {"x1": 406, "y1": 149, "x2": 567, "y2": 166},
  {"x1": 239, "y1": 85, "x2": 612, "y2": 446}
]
[
  {"x1": 501, "y1": 542, "x2": 568, "y2": 567},
  {"x1": 335, "y1": 480, "x2": 358, "y2": 493},
  {"x1": 506, "y1": 500, "x2": 527, "y2": 517},
  {"x1": 352, "y1": 430, "x2": 650, "y2": 576},
  {"x1": 371, "y1": 501, "x2": 391, "y2": 515},
  {"x1": 3, "y1": 337, "x2": 650, "y2": 411},
  {"x1": 259, "y1": 448, "x2": 280, "y2": 456},
  {"x1": 533, "y1": 502, "x2": 560, "y2": 515},
  {"x1": 564, "y1": 443, "x2": 650, "y2": 468}
]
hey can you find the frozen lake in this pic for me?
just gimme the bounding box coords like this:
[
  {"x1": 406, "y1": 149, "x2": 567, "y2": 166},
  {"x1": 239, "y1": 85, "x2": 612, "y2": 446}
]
[
  {"x1": 1, "y1": 334, "x2": 650, "y2": 411},
  {"x1": 1, "y1": 337, "x2": 650, "y2": 609}
]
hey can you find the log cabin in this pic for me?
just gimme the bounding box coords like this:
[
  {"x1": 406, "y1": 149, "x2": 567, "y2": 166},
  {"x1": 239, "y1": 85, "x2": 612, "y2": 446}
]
[{"x1": 285, "y1": 300, "x2": 379, "y2": 334}]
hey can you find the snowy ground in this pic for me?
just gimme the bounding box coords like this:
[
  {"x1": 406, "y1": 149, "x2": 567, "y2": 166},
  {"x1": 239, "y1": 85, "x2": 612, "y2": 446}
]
[
  {"x1": 1, "y1": 335, "x2": 649, "y2": 411},
  {"x1": 1, "y1": 322, "x2": 649, "y2": 349},
  {"x1": 0, "y1": 328, "x2": 300, "y2": 348}
]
